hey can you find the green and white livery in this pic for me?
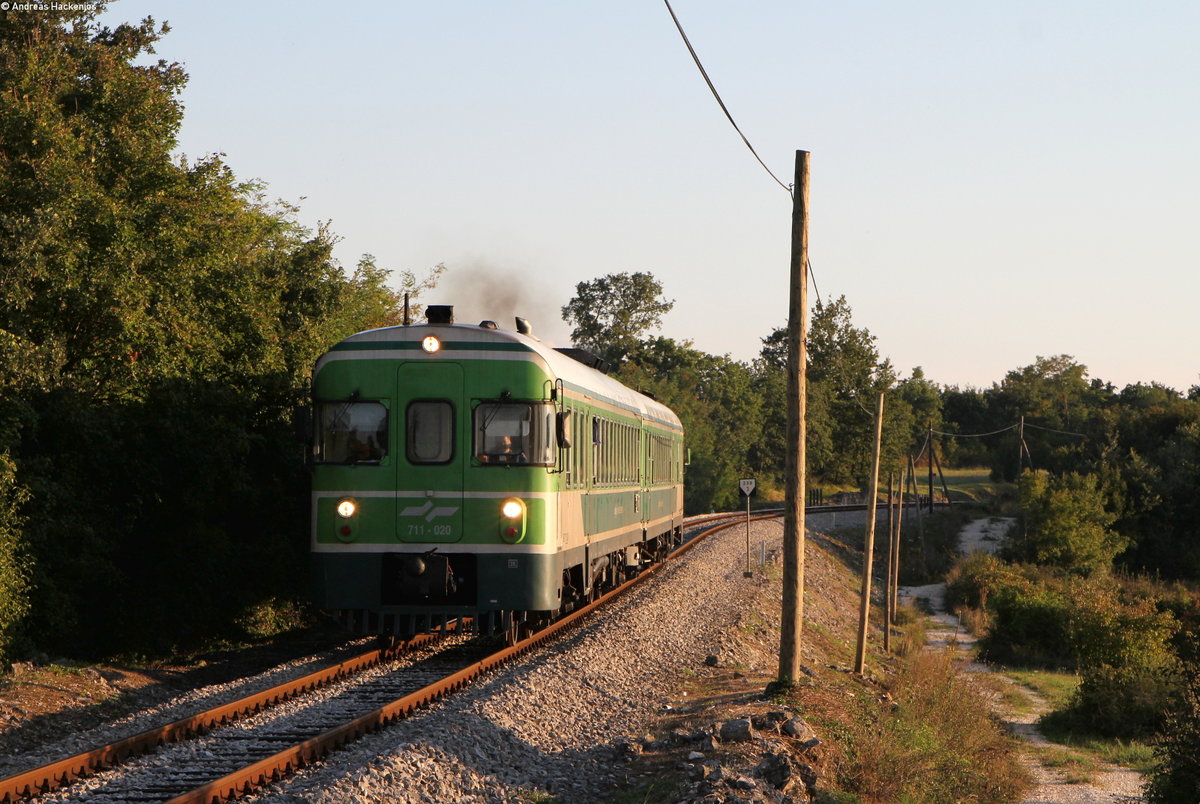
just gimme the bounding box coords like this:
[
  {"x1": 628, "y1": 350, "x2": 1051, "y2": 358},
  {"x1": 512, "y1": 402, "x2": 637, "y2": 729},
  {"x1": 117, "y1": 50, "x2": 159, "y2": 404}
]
[{"x1": 309, "y1": 307, "x2": 685, "y2": 637}]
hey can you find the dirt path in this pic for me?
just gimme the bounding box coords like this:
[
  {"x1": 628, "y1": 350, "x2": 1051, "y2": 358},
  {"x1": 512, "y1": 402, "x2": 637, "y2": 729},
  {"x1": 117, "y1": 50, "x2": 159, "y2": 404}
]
[{"x1": 900, "y1": 517, "x2": 1147, "y2": 804}]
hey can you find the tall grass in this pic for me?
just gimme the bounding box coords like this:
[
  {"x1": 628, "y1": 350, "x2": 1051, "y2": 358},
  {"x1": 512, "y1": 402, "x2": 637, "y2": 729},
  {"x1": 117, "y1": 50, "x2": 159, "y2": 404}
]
[{"x1": 821, "y1": 651, "x2": 1031, "y2": 803}]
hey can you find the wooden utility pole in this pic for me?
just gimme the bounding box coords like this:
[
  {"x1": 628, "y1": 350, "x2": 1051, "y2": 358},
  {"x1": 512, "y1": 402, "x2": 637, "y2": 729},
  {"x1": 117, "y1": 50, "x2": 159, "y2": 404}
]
[
  {"x1": 883, "y1": 471, "x2": 894, "y2": 654},
  {"x1": 1018, "y1": 414, "x2": 1029, "y2": 474},
  {"x1": 907, "y1": 454, "x2": 924, "y2": 570},
  {"x1": 890, "y1": 463, "x2": 907, "y2": 627},
  {"x1": 774, "y1": 150, "x2": 809, "y2": 691},
  {"x1": 928, "y1": 422, "x2": 935, "y2": 513},
  {"x1": 933, "y1": 448, "x2": 950, "y2": 505},
  {"x1": 854, "y1": 392, "x2": 885, "y2": 675}
]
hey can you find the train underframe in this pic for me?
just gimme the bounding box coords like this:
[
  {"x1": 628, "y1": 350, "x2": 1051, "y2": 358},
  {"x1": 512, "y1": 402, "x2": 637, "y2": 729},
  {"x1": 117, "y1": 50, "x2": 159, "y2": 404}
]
[{"x1": 319, "y1": 523, "x2": 684, "y2": 643}]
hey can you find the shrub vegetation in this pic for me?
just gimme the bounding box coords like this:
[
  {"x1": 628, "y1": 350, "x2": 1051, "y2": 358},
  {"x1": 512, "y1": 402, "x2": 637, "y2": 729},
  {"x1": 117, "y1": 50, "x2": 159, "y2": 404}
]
[{"x1": 826, "y1": 651, "x2": 1030, "y2": 803}]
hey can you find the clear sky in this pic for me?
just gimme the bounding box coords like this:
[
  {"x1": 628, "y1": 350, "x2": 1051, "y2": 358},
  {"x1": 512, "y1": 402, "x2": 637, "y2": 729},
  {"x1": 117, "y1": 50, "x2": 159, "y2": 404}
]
[{"x1": 97, "y1": 1, "x2": 1200, "y2": 391}]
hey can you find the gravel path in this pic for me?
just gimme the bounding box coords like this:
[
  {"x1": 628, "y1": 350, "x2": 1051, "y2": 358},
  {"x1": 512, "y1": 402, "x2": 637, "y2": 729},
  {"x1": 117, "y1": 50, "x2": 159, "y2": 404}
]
[{"x1": 903, "y1": 517, "x2": 1148, "y2": 804}]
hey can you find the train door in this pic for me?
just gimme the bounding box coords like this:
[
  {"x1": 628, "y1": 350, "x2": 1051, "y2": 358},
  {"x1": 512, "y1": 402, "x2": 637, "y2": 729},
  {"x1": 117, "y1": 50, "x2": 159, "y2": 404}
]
[
  {"x1": 396, "y1": 362, "x2": 465, "y2": 543},
  {"x1": 640, "y1": 426, "x2": 651, "y2": 530}
]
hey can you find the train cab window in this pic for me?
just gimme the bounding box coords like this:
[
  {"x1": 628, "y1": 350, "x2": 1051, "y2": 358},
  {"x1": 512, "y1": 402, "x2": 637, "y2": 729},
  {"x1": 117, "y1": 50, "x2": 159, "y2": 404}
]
[
  {"x1": 315, "y1": 401, "x2": 388, "y2": 464},
  {"x1": 406, "y1": 401, "x2": 454, "y2": 464},
  {"x1": 474, "y1": 402, "x2": 554, "y2": 466}
]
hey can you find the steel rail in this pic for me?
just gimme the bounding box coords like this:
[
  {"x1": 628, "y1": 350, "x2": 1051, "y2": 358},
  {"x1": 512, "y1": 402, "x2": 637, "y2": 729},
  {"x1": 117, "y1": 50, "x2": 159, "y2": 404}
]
[
  {"x1": 0, "y1": 502, "x2": 898, "y2": 802},
  {"x1": 163, "y1": 515, "x2": 778, "y2": 804},
  {"x1": 4, "y1": 507, "x2": 812, "y2": 803},
  {"x1": 0, "y1": 630, "x2": 453, "y2": 803}
]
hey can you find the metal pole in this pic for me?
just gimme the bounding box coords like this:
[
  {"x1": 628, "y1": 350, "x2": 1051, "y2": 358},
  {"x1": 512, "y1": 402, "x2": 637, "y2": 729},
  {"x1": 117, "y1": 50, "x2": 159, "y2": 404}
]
[{"x1": 745, "y1": 492, "x2": 752, "y2": 576}]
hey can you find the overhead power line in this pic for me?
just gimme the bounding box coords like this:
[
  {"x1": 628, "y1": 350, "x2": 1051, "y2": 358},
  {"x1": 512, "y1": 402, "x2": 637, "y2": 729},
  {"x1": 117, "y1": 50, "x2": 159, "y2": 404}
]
[
  {"x1": 912, "y1": 429, "x2": 931, "y2": 464},
  {"x1": 932, "y1": 424, "x2": 1019, "y2": 439},
  {"x1": 931, "y1": 422, "x2": 1086, "y2": 439},
  {"x1": 1022, "y1": 422, "x2": 1087, "y2": 438},
  {"x1": 661, "y1": 3, "x2": 825, "y2": 314},
  {"x1": 662, "y1": 0, "x2": 792, "y2": 196}
]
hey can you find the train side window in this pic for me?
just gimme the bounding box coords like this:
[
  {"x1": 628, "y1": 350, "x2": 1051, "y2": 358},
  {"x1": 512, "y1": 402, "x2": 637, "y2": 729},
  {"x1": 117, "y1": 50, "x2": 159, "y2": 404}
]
[
  {"x1": 315, "y1": 401, "x2": 388, "y2": 464},
  {"x1": 406, "y1": 401, "x2": 454, "y2": 464}
]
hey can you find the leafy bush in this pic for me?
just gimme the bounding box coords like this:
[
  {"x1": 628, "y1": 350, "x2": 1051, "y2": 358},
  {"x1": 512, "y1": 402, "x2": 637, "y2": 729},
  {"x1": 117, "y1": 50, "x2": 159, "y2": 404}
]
[
  {"x1": 1042, "y1": 580, "x2": 1178, "y2": 738},
  {"x1": 1068, "y1": 586, "x2": 1177, "y2": 671},
  {"x1": 1047, "y1": 665, "x2": 1176, "y2": 739},
  {"x1": 1146, "y1": 629, "x2": 1200, "y2": 803},
  {"x1": 0, "y1": 452, "x2": 31, "y2": 665},
  {"x1": 979, "y1": 578, "x2": 1072, "y2": 668},
  {"x1": 945, "y1": 552, "x2": 1008, "y2": 610}
]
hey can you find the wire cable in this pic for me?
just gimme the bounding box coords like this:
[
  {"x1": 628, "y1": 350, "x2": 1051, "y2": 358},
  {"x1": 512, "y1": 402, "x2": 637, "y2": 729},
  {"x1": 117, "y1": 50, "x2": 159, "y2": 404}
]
[
  {"x1": 662, "y1": 0, "x2": 792, "y2": 196},
  {"x1": 1022, "y1": 421, "x2": 1087, "y2": 438},
  {"x1": 807, "y1": 258, "x2": 822, "y2": 307},
  {"x1": 931, "y1": 424, "x2": 1019, "y2": 439},
  {"x1": 912, "y1": 429, "x2": 931, "y2": 464}
]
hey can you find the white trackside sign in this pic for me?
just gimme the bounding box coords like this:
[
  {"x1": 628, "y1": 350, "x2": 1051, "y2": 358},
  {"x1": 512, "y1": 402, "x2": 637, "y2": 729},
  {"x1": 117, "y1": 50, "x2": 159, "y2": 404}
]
[{"x1": 739, "y1": 478, "x2": 756, "y2": 496}]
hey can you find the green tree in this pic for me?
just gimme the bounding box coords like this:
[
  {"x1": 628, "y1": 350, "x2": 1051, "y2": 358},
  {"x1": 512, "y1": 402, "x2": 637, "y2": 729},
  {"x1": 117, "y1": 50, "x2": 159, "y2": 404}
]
[
  {"x1": 807, "y1": 296, "x2": 897, "y2": 484},
  {"x1": 1014, "y1": 470, "x2": 1125, "y2": 573},
  {"x1": 0, "y1": 452, "x2": 30, "y2": 665},
  {"x1": 939, "y1": 385, "x2": 992, "y2": 466},
  {"x1": 616, "y1": 338, "x2": 762, "y2": 513},
  {"x1": 0, "y1": 6, "x2": 420, "y2": 657},
  {"x1": 984, "y1": 355, "x2": 1102, "y2": 480},
  {"x1": 754, "y1": 297, "x2": 907, "y2": 490},
  {"x1": 561, "y1": 272, "x2": 673, "y2": 365}
]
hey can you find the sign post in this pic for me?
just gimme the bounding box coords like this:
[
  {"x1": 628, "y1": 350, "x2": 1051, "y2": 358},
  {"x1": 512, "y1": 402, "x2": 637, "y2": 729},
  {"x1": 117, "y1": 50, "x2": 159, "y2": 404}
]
[{"x1": 739, "y1": 479, "x2": 756, "y2": 577}]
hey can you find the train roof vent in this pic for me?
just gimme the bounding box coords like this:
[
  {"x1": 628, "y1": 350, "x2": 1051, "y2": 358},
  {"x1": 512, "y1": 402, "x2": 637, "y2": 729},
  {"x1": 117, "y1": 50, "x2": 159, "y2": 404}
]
[
  {"x1": 426, "y1": 305, "x2": 454, "y2": 324},
  {"x1": 479, "y1": 320, "x2": 498, "y2": 329},
  {"x1": 554, "y1": 347, "x2": 610, "y2": 375}
]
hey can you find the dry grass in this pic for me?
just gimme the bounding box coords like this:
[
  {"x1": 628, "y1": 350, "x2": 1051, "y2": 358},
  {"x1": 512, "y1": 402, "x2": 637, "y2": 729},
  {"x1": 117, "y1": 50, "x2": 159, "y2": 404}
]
[
  {"x1": 955, "y1": 604, "x2": 991, "y2": 637},
  {"x1": 805, "y1": 651, "x2": 1032, "y2": 803}
]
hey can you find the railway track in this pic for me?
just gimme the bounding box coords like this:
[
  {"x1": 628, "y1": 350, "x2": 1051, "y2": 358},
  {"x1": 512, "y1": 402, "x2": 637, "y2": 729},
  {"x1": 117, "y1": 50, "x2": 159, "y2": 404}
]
[{"x1": 2, "y1": 513, "x2": 777, "y2": 804}]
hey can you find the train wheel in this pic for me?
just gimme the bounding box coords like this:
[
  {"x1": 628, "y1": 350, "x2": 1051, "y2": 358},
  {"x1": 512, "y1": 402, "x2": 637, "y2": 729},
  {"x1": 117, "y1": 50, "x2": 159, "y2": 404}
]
[{"x1": 501, "y1": 611, "x2": 521, "y2": 647}]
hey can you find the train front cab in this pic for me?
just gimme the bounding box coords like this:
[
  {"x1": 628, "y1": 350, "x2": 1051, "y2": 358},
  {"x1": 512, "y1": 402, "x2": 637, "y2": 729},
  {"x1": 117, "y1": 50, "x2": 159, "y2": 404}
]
[{"x1": 311, "y1": 340, "x2": 568, "y2": 636}]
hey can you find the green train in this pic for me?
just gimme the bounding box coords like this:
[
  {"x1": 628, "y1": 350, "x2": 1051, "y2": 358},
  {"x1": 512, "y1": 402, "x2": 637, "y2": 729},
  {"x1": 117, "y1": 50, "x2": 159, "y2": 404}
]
[{"x1": 308, "y1": 306, "x2": 685, "y2": 639}]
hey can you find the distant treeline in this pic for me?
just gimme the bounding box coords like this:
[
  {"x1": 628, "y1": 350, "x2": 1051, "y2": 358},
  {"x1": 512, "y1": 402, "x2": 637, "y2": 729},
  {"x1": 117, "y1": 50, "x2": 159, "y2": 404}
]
[{"x1": 569, "y1": 272, "x2": 1200, "y2": 586}]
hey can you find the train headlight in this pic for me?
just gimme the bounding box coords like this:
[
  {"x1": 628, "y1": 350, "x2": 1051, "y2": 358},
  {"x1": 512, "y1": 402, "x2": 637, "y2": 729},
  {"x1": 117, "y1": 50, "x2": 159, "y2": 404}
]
[
  {"x1": 499, "y1": 498, "x2": 526, "y2": 543},
  {"x1": 421, "y1": 335, "x2": 441, "y2": 353},
  {"x1": 336, "y1": 499, "x2": 358, "y2": 518}
]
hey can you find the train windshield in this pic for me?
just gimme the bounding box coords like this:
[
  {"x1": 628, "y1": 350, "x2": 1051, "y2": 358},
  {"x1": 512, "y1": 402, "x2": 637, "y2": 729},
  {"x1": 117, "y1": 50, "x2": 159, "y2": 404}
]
[
  {"x1": 474, "y1": 402, "x2": 554, "y2": 466},
  {"x1": 315, "y1": 401, "x2": 388, "y2": 464}
]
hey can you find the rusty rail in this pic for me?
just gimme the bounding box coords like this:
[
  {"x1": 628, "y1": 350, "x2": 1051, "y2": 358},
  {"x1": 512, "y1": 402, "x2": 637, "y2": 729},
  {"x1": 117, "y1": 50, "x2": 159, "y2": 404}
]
[
  {"x1": 163, "y1": 515, "x2": 776, "y2": 804},
  {"x1": 0, "y1": 630, "x2": 450, "y2": 803},
  {"x1": 4, "y1": 513, "x2": 783, "y2": 803}
]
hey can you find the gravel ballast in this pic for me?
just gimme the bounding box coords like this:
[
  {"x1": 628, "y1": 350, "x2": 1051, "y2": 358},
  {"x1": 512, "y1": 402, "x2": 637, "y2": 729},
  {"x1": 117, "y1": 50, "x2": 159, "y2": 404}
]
[{"x1": 247, "y1": 519, "x2": 787, "y2": 803}]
